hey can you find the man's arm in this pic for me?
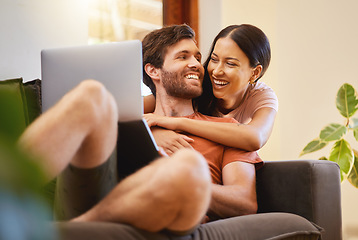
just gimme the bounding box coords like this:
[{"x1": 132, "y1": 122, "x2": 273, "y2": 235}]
[{"x1": 208, "y1": 161, "x2": 257, "y2": 219}]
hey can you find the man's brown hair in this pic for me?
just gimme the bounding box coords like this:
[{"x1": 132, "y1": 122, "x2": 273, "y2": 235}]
[{"x1": 142, "y1": 24, "x2": 195, "y2": 96}]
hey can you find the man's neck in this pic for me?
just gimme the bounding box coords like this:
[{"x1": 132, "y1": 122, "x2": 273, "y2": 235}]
[{"x1": 153, "y1": 92, "x2": 195, "y2": 117}]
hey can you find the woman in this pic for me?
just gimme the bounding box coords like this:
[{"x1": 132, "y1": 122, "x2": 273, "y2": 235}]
[{"x1": 144, "y1": 24, "x2": 278, "y2": 153}]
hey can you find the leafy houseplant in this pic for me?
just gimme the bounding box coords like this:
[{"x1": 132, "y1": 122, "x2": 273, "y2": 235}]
[
  {"x1": 300, "y1": 83, "x2": 358, "y2": 187},
  {"x1": 0, "y1": 79, "x2": 58, "y2": 239}
]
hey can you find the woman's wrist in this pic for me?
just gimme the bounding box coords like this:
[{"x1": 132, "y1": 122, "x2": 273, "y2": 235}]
[{"x1": 176, "y1": 117, "x2": 190, "y2": 131}]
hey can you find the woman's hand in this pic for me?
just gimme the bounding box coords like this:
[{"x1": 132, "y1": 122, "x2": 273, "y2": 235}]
[
  {"x1": 144, "y1": 113, "x2": 180, "y2": 130},
  {"x1": 150, "y1": 127, "x2": 194, "y2": 156}
]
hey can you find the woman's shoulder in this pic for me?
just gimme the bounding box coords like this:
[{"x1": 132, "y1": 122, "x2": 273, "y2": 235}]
[
  {"x1": 246, "y1": 81, "x2": 278, "y2": 112},
  {"x1": 225, "y1": 81, "x2": 278, "y2": 122},
  {"x1": 251, "y1": 81, "x2": 276, "y2": 95},
  {"x1": 248, "y1": 82, "x2": 278, "y2": 105}
]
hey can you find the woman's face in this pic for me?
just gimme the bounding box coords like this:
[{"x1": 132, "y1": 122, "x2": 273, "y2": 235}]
[{"x1": 207, "y1": 37, "x2": 258, "y2": 108}]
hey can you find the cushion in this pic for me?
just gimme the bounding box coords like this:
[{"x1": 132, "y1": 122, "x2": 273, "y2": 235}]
[
  {"x1": 0, "y1": 78, "x2": 28, "y2": 141},
  {"x1": 196, "y1": 213, "x2": 322, "y2": 240},
  {"x1": 0, "y1": 78, "x2": 42, "y2": 140},
  {"x1": 55, "y1": 213, "x2": 322, "y2": 240},
  {"x1": 55, "y1": 221, "x2": 168, "y2": 240},
  {"x1": 23, "y1": 79, "x2": 42, "y2": 123}
]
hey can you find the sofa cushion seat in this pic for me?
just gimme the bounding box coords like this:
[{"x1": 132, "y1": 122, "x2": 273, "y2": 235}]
[{"x1": 56, "y1": 212, "x2": 322, "y2": 240}]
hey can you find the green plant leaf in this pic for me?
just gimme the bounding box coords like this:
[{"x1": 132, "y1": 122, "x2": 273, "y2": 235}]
[
  {"x1": 348, "y1": 149, "x2": 358, "y2": 188},
  {"x1": 300, "y1": 138, "x2": 328, "y2": 156},
  {"x1": 0, "y1": 85, "x2": 27, "y2": 144},
  {"x1": 329, "y1": 139, "x2": 354, "y2": 179},
  {"x1": 336, "y1": 83, "x2": 358, "y2": 118},
  {"x1": 0, "y1": 138, "x2": 47, "y2": 194},
  {"x1": 319, "y1": 123, "x2": 347, "y2": 141},
  {"x1": 352, "y1": 118, "x2": 358, "y2": 142}
]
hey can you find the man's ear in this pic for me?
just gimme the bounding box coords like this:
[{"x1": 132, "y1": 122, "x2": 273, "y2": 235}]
[{"x1": 145, "y1": 63, "x2": 160, "y2": 81}]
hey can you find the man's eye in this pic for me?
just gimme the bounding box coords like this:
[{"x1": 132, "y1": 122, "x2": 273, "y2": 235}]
[{"x1": 178, "y1": 55, "x2": 186, "y2": 59}]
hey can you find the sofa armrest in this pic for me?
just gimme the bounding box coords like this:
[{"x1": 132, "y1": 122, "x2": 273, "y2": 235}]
[
  {"x1": 23, "y1": 79, "x2": 42, "y2": 123},
  {"x1": 256, "y1": 160, "x2": 342, "y2": 240}
]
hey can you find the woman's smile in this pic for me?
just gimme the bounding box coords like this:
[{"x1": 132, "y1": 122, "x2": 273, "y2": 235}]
[{"x1": 212, "y1": 78, "x2": 229, "y2": 88}]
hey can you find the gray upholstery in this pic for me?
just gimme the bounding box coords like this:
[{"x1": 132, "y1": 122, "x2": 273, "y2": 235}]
[
  {"x1": 1, "y1": 79, "x2": 341, "y2": 239},
  {"x1": 56, "y1": 159, "x2": 342, "y2": 240},
  {"x1": 256, "y1": 160, "x2": 342, "y2": 240},
  {"x1": 56, "y1": 212, "x2": 322, "y2": 240}
]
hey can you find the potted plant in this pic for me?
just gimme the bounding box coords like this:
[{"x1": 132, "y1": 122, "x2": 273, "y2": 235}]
[
  {"x1": 0, "y1": 81, "x2": 57, "y2": 239},
  {"x1": 300, "y1": 83, "x2": 358, "y2": 187}
]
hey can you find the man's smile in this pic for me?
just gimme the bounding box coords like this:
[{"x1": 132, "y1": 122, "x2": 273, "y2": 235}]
[{"x1": 185, "y1": 74, "x2": 199, "y2": 80}]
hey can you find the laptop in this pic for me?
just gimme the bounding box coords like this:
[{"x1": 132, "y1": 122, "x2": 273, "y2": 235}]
[{"x1": 41, "y1": 40, "x2": 159, "y2": 179}]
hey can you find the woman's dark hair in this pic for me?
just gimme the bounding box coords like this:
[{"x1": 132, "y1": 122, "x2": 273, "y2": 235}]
[
  {"x1": 142, "y1": 24, "x2": 195, "y2": 96},
  {"x1": 194, "y1": 24, "x2": 271, "y2": 115}
]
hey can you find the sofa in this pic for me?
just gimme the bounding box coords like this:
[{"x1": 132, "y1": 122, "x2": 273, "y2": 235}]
[{"x1": 0, "y1": 78, "x2": 342, "y2": 240}]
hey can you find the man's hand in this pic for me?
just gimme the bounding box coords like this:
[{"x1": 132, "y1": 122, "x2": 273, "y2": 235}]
[{"x1": 151, "y1": 127, "x2": 194, "y2": 155}]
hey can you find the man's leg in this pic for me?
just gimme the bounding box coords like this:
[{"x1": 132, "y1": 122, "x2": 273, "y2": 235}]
[
  {"x1": 18, "y1": 80, "x2": 211, "y2": 232},
  {"x1": 73, "y1": 149, "x2": 212, "y2": 233},
  {"x1": 18, "y1": 79, "x2": 118, "y2": 181}
]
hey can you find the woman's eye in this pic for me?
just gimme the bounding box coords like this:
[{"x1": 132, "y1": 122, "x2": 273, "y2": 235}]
[
  {"x1": 210, "y1": 57, "x2": 218, "y2": 62},
  {"x1": 227, "y1": 62, "x2": 237, "y2": 67}
]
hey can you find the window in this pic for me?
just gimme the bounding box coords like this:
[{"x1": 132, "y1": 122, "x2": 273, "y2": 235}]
[
  {"x1": 88, "y1": 0, "x2": 199, "y2": 43},
  {"x1": 87, "y1": 0, "x2": 198, "y2": 95},
  {"x1": 88, "y1": 0, "x2": 163, "y2": 44}
]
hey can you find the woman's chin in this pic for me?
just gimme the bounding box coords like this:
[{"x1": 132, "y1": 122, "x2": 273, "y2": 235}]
[{"x1": 213, "y1": 91, "x2": 225, "y2": 100}]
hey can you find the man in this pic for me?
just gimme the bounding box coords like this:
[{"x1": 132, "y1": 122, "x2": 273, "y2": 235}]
[
  {"x1": 17, "y1": 24, "x2": 257, "y2": 234},
  {"x1": 18, "y1": 81, "x2": 211, "y2": 233},
  {"x1": 142, "y1": 24, "x2": 262, "y2": 221}
]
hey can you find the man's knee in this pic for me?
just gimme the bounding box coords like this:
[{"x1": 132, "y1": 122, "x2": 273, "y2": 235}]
[
  {"x1": 71, "y1": 79, "x2": 118, "y2": 158},
  {"x1": 169, "y1": 149, "x2": 211, "y2": 200},
  {"x1": 173, "y1": 149, "x2": 211, "y2": 182},
  {"x1": 76, "y1": 79, "x2": 108, "y2": 109},
  {"x1": 77, "y1": 79, "x2": 106, "y2": 95},
  {"x1": 73, "y1": 80, "x2": 118, "y2": 123},
  {"x1": 163, "y1": 149, "x2": 211, "y2": 231},
  {"x1": 150, "y1": 149, "x2": 211, "y2": 202}
]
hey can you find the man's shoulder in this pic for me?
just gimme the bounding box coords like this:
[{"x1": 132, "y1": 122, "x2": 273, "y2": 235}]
[{"x1": 191, "y1": 112, "x2": 238, "y2": 123}]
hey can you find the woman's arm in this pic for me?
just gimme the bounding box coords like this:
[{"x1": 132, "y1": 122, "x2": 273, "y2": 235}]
[
  {"x1": 143, "y1": 94, "x2": 155, "y2": 113},
  {"x1": 143, "y1": 95, "x2": 195, "y2": 154},
  {"x1": 144, "y1": 107, "x2": 277, "y2": 151},
  {"x1": 143, "y1": 95, "x2": 196, "y2": 155}
]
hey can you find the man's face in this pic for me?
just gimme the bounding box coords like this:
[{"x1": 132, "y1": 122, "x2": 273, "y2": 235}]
[{"x1": 160, "y1": 38, "x2": 204, "y2": 99}]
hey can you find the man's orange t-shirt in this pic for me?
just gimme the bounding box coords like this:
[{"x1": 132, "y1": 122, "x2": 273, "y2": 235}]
[{"x1": 183, "y1": 112, "x2": 263, "y2": 184}]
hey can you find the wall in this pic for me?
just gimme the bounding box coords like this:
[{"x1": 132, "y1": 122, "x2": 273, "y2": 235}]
[
  {"x1": 0, "y1": 0, "x2": 88, "y2": 82},
  {"x1": 220, "y1": 0, "x2": 358, "y2": 238},
  {"x1": 198, "y1": 0, "x2": 222, "y2": 60},
  {"x1": 2, "y1": 0, "x2": 357, "y2": 237}
]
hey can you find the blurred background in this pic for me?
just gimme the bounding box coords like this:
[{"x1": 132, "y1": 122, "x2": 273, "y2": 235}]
[{"x1": 0, "y1": 0, "x2": 357, "y2": 238}]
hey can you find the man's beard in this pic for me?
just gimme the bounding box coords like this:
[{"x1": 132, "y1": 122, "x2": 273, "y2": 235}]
[{"x1": 161, "y1": 70, "x2": 202, "y2": 99}]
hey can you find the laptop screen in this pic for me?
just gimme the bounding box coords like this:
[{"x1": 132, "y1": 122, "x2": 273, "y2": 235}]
[{"x1": 41, "y1": 40, "x2": 143, "y2": 122}]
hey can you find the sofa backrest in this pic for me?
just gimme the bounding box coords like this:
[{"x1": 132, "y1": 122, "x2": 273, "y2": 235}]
[
  {"x1": 0, "y1": 78, "x2": 41, "y2": 139},
  {"x1": 256, "y1": 160, "x2": 342, "y2": 240}
]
